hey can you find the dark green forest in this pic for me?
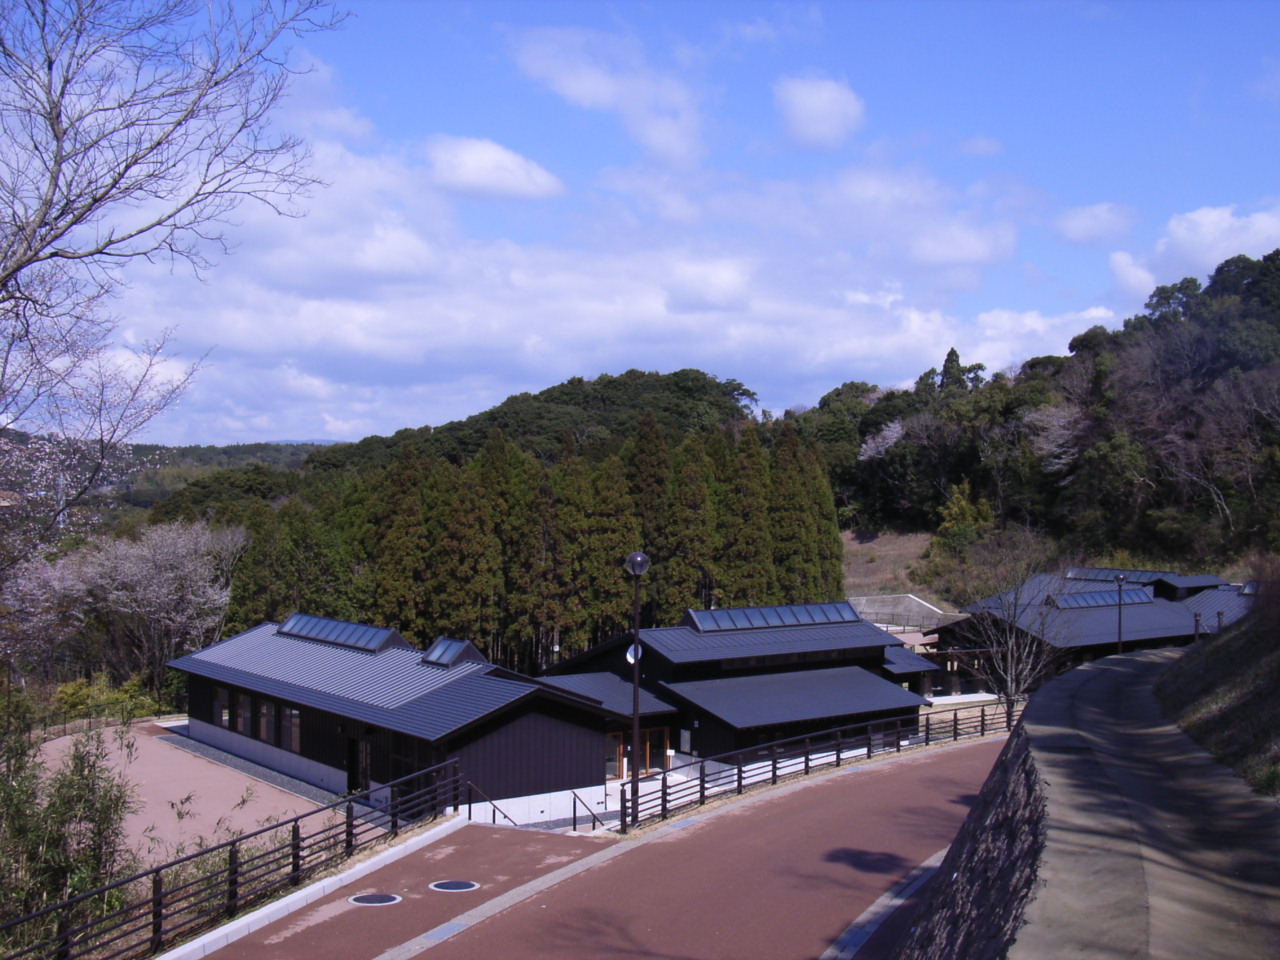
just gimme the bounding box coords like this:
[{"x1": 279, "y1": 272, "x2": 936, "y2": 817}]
[{"x1": 145, "y1": 250, "x2": 1280, "y2": 669}]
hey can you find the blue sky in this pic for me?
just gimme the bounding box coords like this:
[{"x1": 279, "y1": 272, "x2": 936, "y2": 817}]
[{"x1": 123, "y1": 0, "x2": 1280, "y2": 444}]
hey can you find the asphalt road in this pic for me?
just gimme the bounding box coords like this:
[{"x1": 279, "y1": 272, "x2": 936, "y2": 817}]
[{"x1": 209, "y1": 738, "x2": 1004, "y2": 960}]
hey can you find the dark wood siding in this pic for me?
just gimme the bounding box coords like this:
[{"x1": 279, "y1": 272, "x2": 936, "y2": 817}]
[{"x1": 447, "y1": 702, "x2": 608, "y2": 801}]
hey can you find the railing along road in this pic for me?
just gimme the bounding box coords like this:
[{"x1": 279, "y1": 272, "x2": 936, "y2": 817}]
[
  {"x1": 0, "y1": 759, "x2": 462, "y2": 960},
  {"x1": 619, "y1": 699, "x2": 1023, "y2": 833}
]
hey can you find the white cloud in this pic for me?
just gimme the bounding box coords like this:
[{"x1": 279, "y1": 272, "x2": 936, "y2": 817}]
[
  {"x1": 512, "y1": 28, "x2": 702, "y2": 166},
  {"x1": 1108, "y1": 203, "x2": 1280, "y2": 306},
  {"x1": 664, "y1": 257, "x2": 754, "y2": 312},
  {"x1": 1155, "y1": 204, "x2": 1280, "y2": 269},
  {"x1": 1057, "y1": 202, "x2": 1137, "y2": 243},
  {"x1": 958, "y1": 135, "x2": 1004, "y2": 157},
  {"x1": 425, "y1": 136, "x2": 564, "y2": 199},
  {"x1": 773, "y1": 75, "x2": 865, "y2": 149},
  {"x1": 910, "y1": 219, "x2": 1016, "y2": 265},
  {"x1": 1109, "y1": 250, "x2": 1156, "y2": 299}
]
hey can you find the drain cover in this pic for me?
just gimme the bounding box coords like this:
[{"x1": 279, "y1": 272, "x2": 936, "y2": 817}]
[
  {"x1": 349, "y1": 893, "x2": 401, "y2": 906},
  {"x1": 429, "y1": 880, "x2": 480, "y2": 893}
]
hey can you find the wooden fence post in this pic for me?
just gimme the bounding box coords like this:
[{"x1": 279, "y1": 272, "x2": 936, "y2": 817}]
[
  {"x1": 291, "y1": 822, "x2": 302, "y2": 886},
  {"x1": 151, "y1": 869, "x2": 164, "y2": 953},
  {"x1": 226, "y1": 841, "x2": 240, "y2": 918},
  {"x1": 345, "y1": 802, "x2": 355, "y2": 856},
  {"x1": 699, "y1": 762, "x2": 707, "y2": 806}
]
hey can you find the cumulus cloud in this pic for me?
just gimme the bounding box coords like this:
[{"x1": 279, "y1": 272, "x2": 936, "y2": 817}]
[
  {"x1": 1057, "y1": 202, "x2": 1137, "y2": 243},
  {"x1": 1108, "y1": 203, "x2": 1280, "y2": 305},
  {"x1": 773, "y1": 75, "x2": 866, "y2": 148},
  {"x1": 425, "y1": 136, "x2": 564, "y2": 198},
  {"x1": 1109, "y1": 250, "x2": 1157, "y2": 299},
  {"x1": 512, "y1": 28, "x2": 702, "y2": 166}
]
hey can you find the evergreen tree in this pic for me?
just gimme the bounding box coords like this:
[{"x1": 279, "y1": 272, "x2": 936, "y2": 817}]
[
  {"x1": 372, "y1": 446, "x2": 433, "y2": 643},
  {"x1": 717, "y1": 428, "x2": 779, "y2": 606},
  {"x1": 661, "y1": 434, "x2": 720, "y2": 618}
]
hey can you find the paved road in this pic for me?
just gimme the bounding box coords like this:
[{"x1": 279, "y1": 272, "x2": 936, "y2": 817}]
[
  {"x1": 1012, "y1": 651, "x2": 1280, "y2": 960},
  {"x1": 205, "y1": 738, "x2": 1004, "y2": 960}
]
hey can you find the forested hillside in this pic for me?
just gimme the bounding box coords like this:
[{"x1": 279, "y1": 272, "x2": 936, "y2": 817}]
[
  {"x1": 151, "y1": 406, "x2": 841, "y2": 672},
  {"x1": 791, "y1": 249, "x2": 1280, "y2": 562}
]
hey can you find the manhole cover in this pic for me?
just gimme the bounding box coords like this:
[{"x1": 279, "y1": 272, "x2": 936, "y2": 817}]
[
  {"x1": 429, "y1": 880, "x2": 480, "y2": 893},
  {"x1": 349, "y1": 893, "x2": 402, "y2": 906}
]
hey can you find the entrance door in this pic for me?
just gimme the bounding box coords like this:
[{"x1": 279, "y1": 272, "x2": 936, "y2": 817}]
[{"x1": 346, "y1": 737, "x2": 371, "y2": 793}]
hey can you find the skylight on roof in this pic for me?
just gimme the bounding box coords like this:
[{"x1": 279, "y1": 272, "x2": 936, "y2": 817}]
[
  {"x1": 278, "y1": 613, "x2": 395, "y2": 651},
  {"x1": 1046, "y1": 590, "x2": 1153, "y2": 610},
  {"x1": 686, "y1": 602, "x2": 860, "y2": 632}
]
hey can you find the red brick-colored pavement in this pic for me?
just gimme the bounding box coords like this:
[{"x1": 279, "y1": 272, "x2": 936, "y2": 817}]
[{"x1": 201, "y1": 738, "x2": 1004, "y2": 960}]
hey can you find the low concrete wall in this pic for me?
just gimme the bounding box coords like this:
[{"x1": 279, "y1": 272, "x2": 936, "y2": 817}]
[{"x1": 887, "y1": 726, "x2": 1046, "y2": 960}]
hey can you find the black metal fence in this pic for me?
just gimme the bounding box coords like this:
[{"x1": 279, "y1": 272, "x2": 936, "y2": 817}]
[
  {"x1": 0, "y1": 759, "x2": 462, "y2": 960},
  {"x1": 619, "y1": 700, "x2": 1023, "y2": 833}
]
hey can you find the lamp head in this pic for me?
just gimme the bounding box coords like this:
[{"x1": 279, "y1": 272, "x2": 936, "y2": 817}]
[{"x1": 625, "y1": 551, "x2": 650, "y2": 576}]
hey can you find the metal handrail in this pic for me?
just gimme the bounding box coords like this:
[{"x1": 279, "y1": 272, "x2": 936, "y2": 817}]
[
  {"x1": 0, "y1": 759, "x2": 462, "y2": 960},
  {"x1": 464, "y1": 781, "x2": 517, "y2": 826},
  {"x1": 619, "y1": 698, "x2": 1024, "y2": 834},
  {"x1": 570, "y1": 790, "x2": 605, "y2": 832}
]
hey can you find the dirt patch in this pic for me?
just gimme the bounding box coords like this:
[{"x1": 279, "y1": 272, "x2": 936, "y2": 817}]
[{"x1": 842, "y1": 530, "x2": 936, "y2": 599}]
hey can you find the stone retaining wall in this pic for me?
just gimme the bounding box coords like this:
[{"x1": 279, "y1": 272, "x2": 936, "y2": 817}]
[{"x1": 888, "y1": 726, "x2": 1046, "y2": 960}]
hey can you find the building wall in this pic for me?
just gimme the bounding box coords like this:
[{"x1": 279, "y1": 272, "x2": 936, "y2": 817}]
[
  {"x1": 187, "y1": 717, "x2": 346, "y2": 794},
  {"x1": 448, "y1": 702, "x2": 609, "y2": 802}
]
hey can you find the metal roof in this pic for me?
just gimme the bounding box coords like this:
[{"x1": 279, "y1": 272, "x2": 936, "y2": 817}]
[
  {"x1": 278, "y1": 613, "x2": 408, "y2": 652},
  {"x1": 661, "y1": 667, "x2": 925, "y2": 730},
  {"x1": 1157, "y1": 574, "x2": 1229, "y2": 590},
  {"x1": 1065, "y1": 567, "x2": 1178, "y2": 584},
  {"x1": 1179, "y1": 584, "x2": 1255, "y2": 630},
  {"x1": 1005, "y1": 598, "x2": 1197, "y2": 649},
  {"x1": 883, "y1": 645, "x2": 939, "y2": 675},
  {"x1": 169, "y1": 620, "x2": 603, "y2": 742},
  {"x1": 637, "y1": 611, "x2": 890, "y2": 665},
  {"x1": 683, "y1": 601, "x2": 862, "y2": 632},
  {"x1": 538, "y1": 673, "x2": 677, "y2": 717}
]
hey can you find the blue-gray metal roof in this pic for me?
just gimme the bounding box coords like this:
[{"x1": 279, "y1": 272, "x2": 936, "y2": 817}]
[
  {"x1": 883, "y1": 645, "x2": 939, "y2": 675},
  {"x1": 661, "y1": 667, "x2": 925, "y2": 730},
  {"x1": 967, "y1": 574, "x2": 1152, "y2": 614},
  {"x1": 1179, "y1": 584, "x2": 1255, "y2": 630},
  {"x1": 640, "y1": 618, "x2": 894, "y2": 665},
  {"x1": 539, "y1": 673, "x2": 677, "y2": 717},
  {"x1": 169, "y1": 621, "x2": 598, "y2": 741},
  {"x1": 1005, "y1": 598, "x2": 1196, "y2": 649},
  {"x1": 278, "y1": 613, "x2": 408, "y2": 652},
  {"x1": 1157, "y1": 574, "x2": 1228, "y2": 590},
  {"x1": 1065, "y1": 566, "x2": 1179, "y2": 584}
]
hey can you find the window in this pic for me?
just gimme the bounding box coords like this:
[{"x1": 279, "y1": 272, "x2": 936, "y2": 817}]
[
  {"x1": 257, "y1": 700, "x2": 277, "y2": 744},
  {"x1": 234, "y1": 691, "x2": 252, "y2": 735},
  {"x1": 212, "y1": 686, "x2": 230, "y2": 728},
  {"x1": 280, "y1": 706, "x2": 301, "y2": 753}
]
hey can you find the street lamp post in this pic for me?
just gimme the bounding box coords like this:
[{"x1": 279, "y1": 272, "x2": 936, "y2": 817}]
[
  {"x1": 625, "y1": 551, "x2": 650, "y2": 828},
  {"x1": 1115, "y1": 573, "x2": 1126, "y2": 656}
]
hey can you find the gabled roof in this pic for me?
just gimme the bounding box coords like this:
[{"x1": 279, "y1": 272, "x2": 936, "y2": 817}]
[
  {"x1": 170, "y1": 619, "x2": 614, "y2": 742},
  {"x1": 638, "y1": 601, "x2": 895, "y2": 664},
  {"x1": 660, "y1": 666, "x2": 925, "y2": 731},
  {"x1": 1157, "y1": 574, "x2": 1229, "y2": 591},
  {"x1": 883, "y1": 645, "x2": 939, "y2": 675},
  {"x1": 999, "y1": 598, "x2": 1196, "y2": 649},
  {"x1": 539, "y1": 672, "x2": 678, "y2": 718},
  {"x1": 1179, "y1": 583, "x2": 1256, "y2": 630},
  {"x1": 1066, "y1": 567, "x2": 1179, "y2": 584}
]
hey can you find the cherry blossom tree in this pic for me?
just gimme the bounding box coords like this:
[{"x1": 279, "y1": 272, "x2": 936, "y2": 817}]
[{"x1": 0, "y1": 0, "x2": 341, "y2": 571}]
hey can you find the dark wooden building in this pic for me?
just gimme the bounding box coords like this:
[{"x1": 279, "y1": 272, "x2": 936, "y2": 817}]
[
  {"x1": 169, "y1": 614, "x2": 623, "y2": 802},
  {"x1": 545, "y1": 601, "x2": 934, "y2": 763}
]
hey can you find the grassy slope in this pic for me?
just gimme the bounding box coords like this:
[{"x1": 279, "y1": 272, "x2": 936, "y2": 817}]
[{"x1": 1155, "y1": 601, "x2": 1280, "y2": 797}]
